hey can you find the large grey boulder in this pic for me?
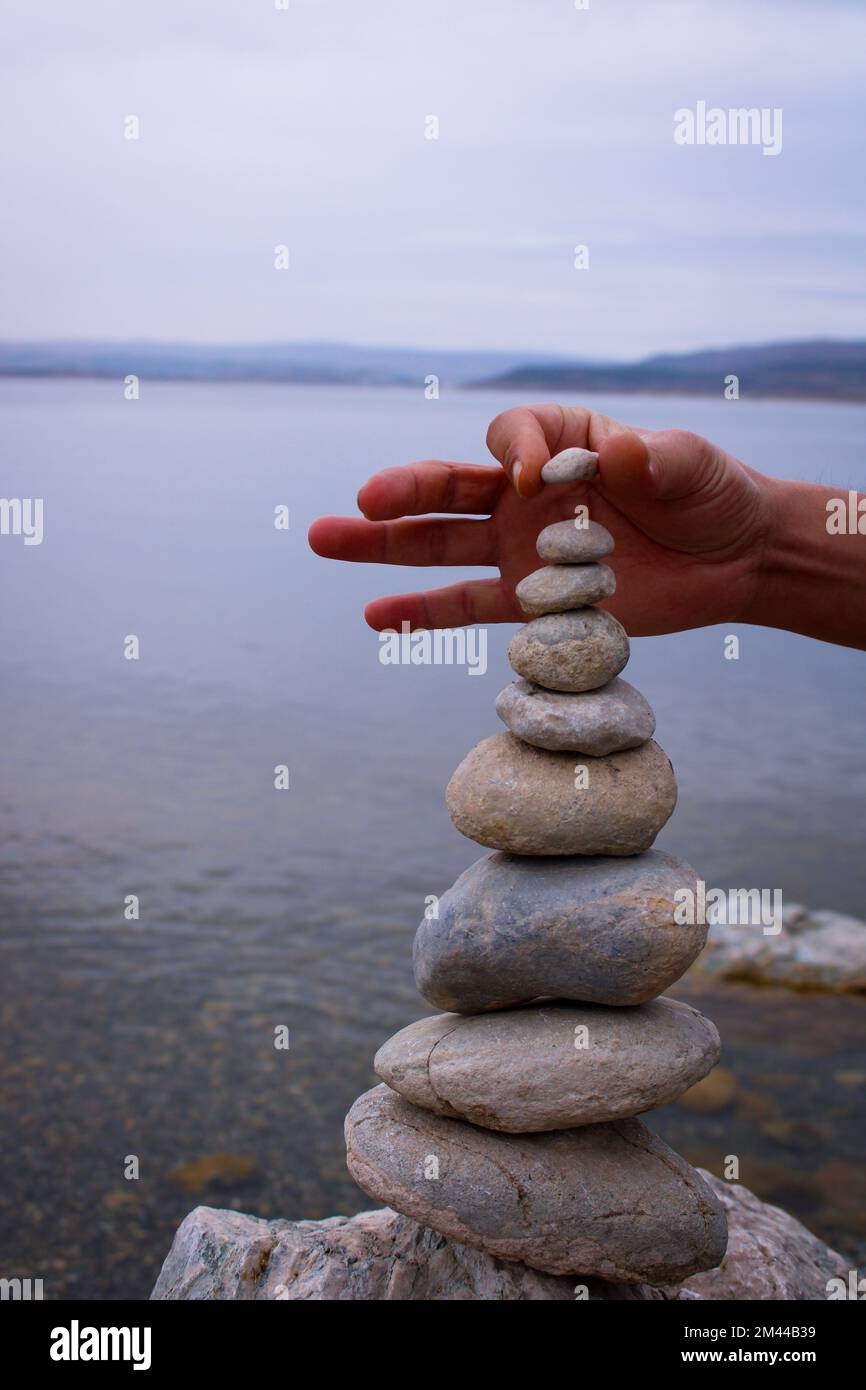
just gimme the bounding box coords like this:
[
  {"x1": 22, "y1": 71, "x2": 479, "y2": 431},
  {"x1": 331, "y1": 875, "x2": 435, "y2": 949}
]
[
  {"x1": 344, "y1": 1085, "x2": 727, "y2": 1284},
  {"x1": 414, "y1": 849, "x2": 705, "y2": 1011}
]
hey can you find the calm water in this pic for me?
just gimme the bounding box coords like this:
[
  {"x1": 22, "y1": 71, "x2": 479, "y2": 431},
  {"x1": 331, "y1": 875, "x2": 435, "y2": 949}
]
[{"x1": 1, "y1": 379, "x2": 865, "y2": 1298}]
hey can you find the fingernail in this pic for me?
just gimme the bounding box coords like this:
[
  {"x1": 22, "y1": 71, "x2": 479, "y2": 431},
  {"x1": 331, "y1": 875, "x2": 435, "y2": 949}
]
[{"x1": 512, "y1": 460, "x2": 524, "y2": 496}]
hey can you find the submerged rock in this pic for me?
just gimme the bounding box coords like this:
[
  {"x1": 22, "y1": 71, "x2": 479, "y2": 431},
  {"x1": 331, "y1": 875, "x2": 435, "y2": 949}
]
[
  {"x1": 697, "y1": 905, "x2": 866, "y2": 992},
  {"x1": 374, "y1": 998, "x2": 720, "y2": 1131},
  {"x1": 344, "y1": 1085, "x2": 727, "y2": 1283}
]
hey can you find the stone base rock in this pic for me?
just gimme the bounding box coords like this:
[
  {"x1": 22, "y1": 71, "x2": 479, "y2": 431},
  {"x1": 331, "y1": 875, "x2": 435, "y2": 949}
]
[{"x1": 151, "y1": 1173, "x2": 848, "y2": 1301}]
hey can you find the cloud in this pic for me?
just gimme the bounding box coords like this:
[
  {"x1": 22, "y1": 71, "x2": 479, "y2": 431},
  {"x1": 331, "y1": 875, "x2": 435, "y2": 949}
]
[{"x1": 0, "y1": 0, "x2": 863, "y2": 355}]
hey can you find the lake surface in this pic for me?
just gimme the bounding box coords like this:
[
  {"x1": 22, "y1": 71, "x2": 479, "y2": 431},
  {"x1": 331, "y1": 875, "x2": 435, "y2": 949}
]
[{"x1": 1, "y1": 379, "x2": 865, "y2": 1298}]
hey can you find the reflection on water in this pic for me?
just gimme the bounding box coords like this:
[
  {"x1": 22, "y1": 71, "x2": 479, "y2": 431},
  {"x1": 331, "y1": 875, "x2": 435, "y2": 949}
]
[{"x1": 1, "y1": 381, "x2": 864, "y2": 1297}]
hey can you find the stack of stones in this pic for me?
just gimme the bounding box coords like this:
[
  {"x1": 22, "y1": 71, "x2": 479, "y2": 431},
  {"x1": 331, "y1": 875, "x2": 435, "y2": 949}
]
[{"x1": 345, "y1": 447, "x2": 728, "y2": 1289}]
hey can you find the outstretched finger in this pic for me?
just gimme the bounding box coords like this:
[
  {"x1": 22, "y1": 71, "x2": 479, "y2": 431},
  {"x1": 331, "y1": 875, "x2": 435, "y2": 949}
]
[
  {"x1": 357, "y1": 461, "x2": 505, "y2": 520},
  {"x1": 364, "y1": 578, "x2": 520, "y2": 631},
  {"x1": 308, "y1": 514, "x2": 498, "y2": 567}
]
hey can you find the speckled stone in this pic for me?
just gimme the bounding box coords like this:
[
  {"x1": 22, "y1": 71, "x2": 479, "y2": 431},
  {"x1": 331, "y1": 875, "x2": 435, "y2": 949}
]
[
  {"x1": 374, "y1": 998, "x2": 721, "y2": 1131},
  {"x1": 345, "y1": 1086, "x2": 728, "y2": 1283},
  {"x1": 536, "y1": 518, "x2": 614, "y2": 564},
  {"x1": 508, "y1": 609, "x2": 629, "y2": 692},
  {"x1": 540, "y1": 448, "x2": 599, "y2": 484},
  {"x1": 516, "y1": 563, "x2": 616, "y2": 615},
  {"x1": 446, "y1": 732, "x2": 676, "y2": 856},
  {"x1": 495, "y1": 675, "x2": 655, "y2": 754},
  {"x1": 413, "y1": 847, "x2": 705, "y2": 1011}
]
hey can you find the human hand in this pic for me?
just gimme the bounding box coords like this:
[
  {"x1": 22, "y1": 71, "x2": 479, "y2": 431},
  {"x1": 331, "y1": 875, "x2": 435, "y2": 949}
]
[{"x1": 308, "y1": 403, "x2": 775, "y2": 635}]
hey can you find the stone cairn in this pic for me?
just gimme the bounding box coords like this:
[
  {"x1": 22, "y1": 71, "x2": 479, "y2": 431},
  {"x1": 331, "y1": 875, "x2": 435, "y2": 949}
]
[{"x1": 345, "y1": 447, "x2": 728, "y2": 1288}]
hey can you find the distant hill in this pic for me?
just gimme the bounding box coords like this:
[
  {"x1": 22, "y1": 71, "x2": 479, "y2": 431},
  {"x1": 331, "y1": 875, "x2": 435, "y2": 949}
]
[
  {"x1": 0, "y1": 338, "x2": 862, "y2": 402},
  {"x1": 470, "y1": 340, "x2": 866, "y2": 403},
  {"x1": 0, "y1": 340, "x2": 585, "y2": 388}
]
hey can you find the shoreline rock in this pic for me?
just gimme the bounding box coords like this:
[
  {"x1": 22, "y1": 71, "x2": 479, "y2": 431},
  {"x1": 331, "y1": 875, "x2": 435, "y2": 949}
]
[{"x1": 151, "y1": 1172, "x2": 849, "y2": 1301}]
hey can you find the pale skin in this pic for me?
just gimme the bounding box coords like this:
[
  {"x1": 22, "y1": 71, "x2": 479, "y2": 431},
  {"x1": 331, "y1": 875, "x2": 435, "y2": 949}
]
[{"x1": 308, "y1": 404, "x2": 866, "y2": 651}]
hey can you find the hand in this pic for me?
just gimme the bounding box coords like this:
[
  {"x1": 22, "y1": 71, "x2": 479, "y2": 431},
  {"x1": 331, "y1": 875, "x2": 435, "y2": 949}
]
[{"x1": 309, "y1": 403, "x2": 774, "y2": 636}]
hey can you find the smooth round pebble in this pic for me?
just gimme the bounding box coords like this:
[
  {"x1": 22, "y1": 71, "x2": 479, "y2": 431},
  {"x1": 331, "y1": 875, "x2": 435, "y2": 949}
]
[
  {"x1": 536, "y1": 518, "x2": 614, "y2": 564},
  {"x1": 446, "y1": 731, "x2": 676, "y2": 856},
  {"x1": 495, "y1": 675, "x2": 655, "y2": 754},
  {"x1": 345, "y1": 1086, "x2": 728, "y2": 1283},
  {"x1": 413, "y1": 847, "x2": 705, "y2": 1011},
  {"x1": 508, "y1": 609, "x2": 629, "y2": 691},
  {"x1": 540, "y1": 448, "x2": 599, "y2": 484},
  {"x1": 374, "y1": 998, "x2": 721, "y2": 1132},
  {"x1": 516, "y1": 563, "x2": 615, "y2": 615}
]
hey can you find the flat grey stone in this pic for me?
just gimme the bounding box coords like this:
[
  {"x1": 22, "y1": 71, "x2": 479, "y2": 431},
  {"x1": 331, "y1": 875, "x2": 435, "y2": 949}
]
[
  {"x1": 516, "y1": 563, "x2": 616, "y2": 615},
  {"x1": 495, "y1": 675, "x2": 655, "y2": 754},
  {"x1": 536, "y1": 518, "x2": 614, "y2": 563},
  {"x1": 508, "y1": 609, "x2": 629, "y2": 692},
  {"x1": 446, "y1": 731, "x2": 676, "y2": 856},
  {"x1": 540, "y1": 448, "x2": 599, "y2": 484},
  {"x1": 413, "y1": 848, "x2": 706, "y2": 1011},
  {"x1": 345, "y1": 1086, "x2": 728, "y2": 1283},
  {"x1": 374, "y1": 998, "x2": 720, "y2": 1131}
]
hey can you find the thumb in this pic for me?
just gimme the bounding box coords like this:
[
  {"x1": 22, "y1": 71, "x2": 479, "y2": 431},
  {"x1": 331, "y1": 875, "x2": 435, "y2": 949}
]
[{"x1": 598, "y1": 428, "x2": 717, "y2": 508}]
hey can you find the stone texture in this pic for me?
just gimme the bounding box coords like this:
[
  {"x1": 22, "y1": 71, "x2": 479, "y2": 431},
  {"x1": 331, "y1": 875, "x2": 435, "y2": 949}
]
[
  {"x1": 697, "y1": 904, "x2": 866, "y2": 992},
  {"x1": 508, "y1": 609, "x2": 629, "y2": 692},
  {"x1": 150, "y1": 1203, "x2": 663, "y2": 1300},
  {"x1": 516, "y1": 563, "x2": 616, "y2": 615},
  {"x1": 446, "y1": 732, "x2": 676, "y2": 856},
  {"x1": 151, "y1": 1172, "x2": 848, "y2": 1300},
  {"x1": 540, "y1": 447, "x2": 599, "y2": 484},
  {"x1": 495, "y1": 675, "x2": 655, "y2": 755},
  {"x1": 344, "y1": 1086, "x2": 727, "y2": 1283},
  {"x1": 374, "y1": 998, "x2": 720, "y2": 1131},
  {"x1": 536, "y1": 518, "x2": 614, "y2": 564},
  {"x1": 413, "y1": 848, "x2": 705, "y2": 1011}
]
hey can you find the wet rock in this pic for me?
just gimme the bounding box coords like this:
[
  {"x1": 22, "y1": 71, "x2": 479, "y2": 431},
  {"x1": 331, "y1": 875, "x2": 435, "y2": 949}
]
[
  {"x1": 344, "y1": 1086, "x2": 727, "y2": 1283},
  {"x1": 515, "y1": 563, "x2": 615, "y2": 615},
  {"x1": 446, "y1": 732, "x2": 676, "y2": 856},
  {"x1": 414, "y1": 848, "x2": 705, "y2": 1011},
  {"x1": 508, "y1": 609, "x2": 629, "y2": 692},
  {"x1": 495, "y1": 675, "x2": 655, "y2": 755},
  {"x1": 374, "y1": 998, "x2": 720, "y2": 1131},
  {"x1": 536, "y1": 518, "x2": 614, "y2": 564},
  {"x1": 696, "y1": 907, "x2": 866, "y2": 992}
]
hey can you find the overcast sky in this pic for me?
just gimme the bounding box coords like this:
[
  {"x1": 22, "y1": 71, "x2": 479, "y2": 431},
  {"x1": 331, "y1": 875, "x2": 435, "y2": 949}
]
[{"x1": 1, "y1": 0, "x2": 864, "y2": 359}]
